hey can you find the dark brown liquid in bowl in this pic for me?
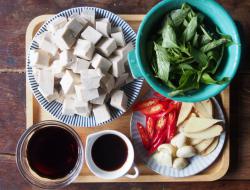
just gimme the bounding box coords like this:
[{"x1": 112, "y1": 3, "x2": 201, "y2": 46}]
[
  {"x1": 91, "y1": 134, "x2": 128, "y2": 171},
  {"x1": 27, "y1": 127, "x2": 78, "y2": 179}
]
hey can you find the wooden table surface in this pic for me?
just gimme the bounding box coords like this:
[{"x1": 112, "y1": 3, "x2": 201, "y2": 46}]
[{"x1": 0, "y1": 0, "x2": 249, "y2": 189}]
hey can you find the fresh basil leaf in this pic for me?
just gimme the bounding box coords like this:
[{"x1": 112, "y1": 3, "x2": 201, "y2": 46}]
[
  {"x1": 190, "y1": 48, "x2": 209, "y2": 68},
  {"x1": 201, "y1": 73, "x2": 230, "y2": 85},
  {"x1": 200, "y1": 38, "x2": 228, "y2": 52},
  {"x1": 206, "y1": 45, "x2": 224, "y2": 74},
  {"x1": 154, "y1": 43, "x2": 170, "y2": 84},
  {"x1": 192, "y1": 32, "x2": 199, "y2": 47},
  {"x1": 182, "y1": 16, "x2": 198, "y2": 42},
  {"x1": 170, "y1": 9, "x2": 189, "y2": 27},
  {"x1": 162, "y1": 25, "x2": 178, "y2": 48}
]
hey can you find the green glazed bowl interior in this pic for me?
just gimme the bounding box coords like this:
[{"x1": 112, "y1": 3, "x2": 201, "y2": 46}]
[{"x1": 136, "y1": 0, "x2": 241, "y2": 102}]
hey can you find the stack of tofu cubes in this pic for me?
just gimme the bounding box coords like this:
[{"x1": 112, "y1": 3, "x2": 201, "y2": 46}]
[{"x1": 30, "y1": 10, "x2": 134, "y2": 124}]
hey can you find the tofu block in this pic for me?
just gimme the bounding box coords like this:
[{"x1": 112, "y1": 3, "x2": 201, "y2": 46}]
[
  {"x1": 69, "y1": 13, "x2": 88, "y2": 28},
  {"x1": 36, "y1": 32, "x2": 54, "y2": 45},
  {"x1": 81, "y1": 26, "x2": 102, "y2": 44},
  {"x1": 39, "y1": 39, "x2": 58, "y2": 57},
  {"x1": 93, "y1": 104, "x2": 111, "y2": 124},
  {"x1": 81, "y1": 9, "x2": 95, "y2": 26},
  {"x1": 81, "y1": 69, "x2": 102, "y2": 89},
  {"x1": 53, "y1": 27, "x2": 76, "y2": 50},
  {"x1": 100, "y1": 73, "x2": 115, "y2": 93},
  {"x1": 96, "y1": 18, "x2": 110, "y2": 23},
  {"x1": 111, "y1": 27, "x2": 122, "y2": 33},
  {"x1": 96, "y1": 20, "x2": 111, "y2": 37},
  {"x1": 60, "y1": 70, "x2": 75, "y2": 94},
  {"x1": 75, "y1": 85, "x2": 99, "y2": 101},
  {"x1": 115, "y1": 42, "x2": 134, "y2": 57},
  {"x1": 110, "y1": 90, "x2": 128, "y2": 112},
  {"x1": 50, "y1": 60, "x2": 65, "y2": 78},
  {"x1": 80, "y1": 68, "x2": 103, "y2": 78},
  {"x1": 110, "y1": 54, "x2": 126, "y2": 77},
  {"x1": 73, "y1": 39, "x2": 95, "y2": 60},
  {"x1": 111, "y1": 31, "x2": 126, "y2": 47},
  {"x1": 115, "y1": 73, "x2": 129, "y2": 88},
  {"x1": 39, "y1": 87, "x2": 59, "y2": 102},
  {"x1": 59, "y1": 50, "x2": 76, "y2": 67},
  {"x1": 47, "y1": 16, "x2": 68, "y2": 33},
  {"x1": 71, "y1": 58, "x2": 91, "y2": 73},
  {"x1": 90, "y1": 89, "x2": 107, "y2": 105},
  {"x1": 65, "y1": 18, "x2": 84, "y2": 38},
  {"x1": 96, "y1": 37, "x2": 117, "y2": 57},
  {"x1": 73, "y1": 73, "x2": 81, "y2": 85},
  {"x1": 30, "y1": 49, "x2": 51, "y2": 69},
  {"x1": 74, "y1": 99, "x2": 92, "y2": 116},
  {"x1": 62, "y1": 97, "x2": 76, "y2": 116},
  {"x1": 91, "y1": 53, "x2": 112, "y2": 73},
  {"x1": 38, "y1": 69, "x2": 54, "y2": 98}
]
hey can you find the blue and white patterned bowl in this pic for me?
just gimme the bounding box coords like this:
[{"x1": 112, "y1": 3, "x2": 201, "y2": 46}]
[
  {"x1": 26, "y1": 7, "x2": 144, "y2": 127},
  {"x1": 130, "y1": 89, "x2": 226, "y2": 177}
]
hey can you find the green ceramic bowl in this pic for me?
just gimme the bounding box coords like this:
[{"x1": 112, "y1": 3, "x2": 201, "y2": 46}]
[{"x1": 128, "y1": 0, "x2": 241, "y2": 102}]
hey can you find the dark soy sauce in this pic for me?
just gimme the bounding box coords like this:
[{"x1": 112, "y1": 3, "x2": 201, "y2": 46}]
[
  {"x1": 27, "y1": 127, "x2": 78, "y2": 179},
  {"x1": 91, "y1": 134, "x2": 128, "y2": 171}
]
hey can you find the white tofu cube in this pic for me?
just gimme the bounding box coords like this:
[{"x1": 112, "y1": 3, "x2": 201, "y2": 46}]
[
  {"x1": 59, "y1": 50, "x2": 76, "y2": 67},
  {"x1": 111, "y1": 32, "x2": 126, "y2": 47},
  {"x1": 38, "y1": 69, "x2": 54, "y2": 98},
  {"x1": 115, "y1": 73, "x2": 129, "y2": 88},
  {"x1": 81, "y1": 26, "x2": 102, "y2": 44},
  {"x1": 62, "y1": 97, "x2": 76, "y2": 116},
  {"x1": 115, "y1": 42, "x2": 134, "y2": 57},
  {"x1": 100, "y1": 73, "x2": 115, "y2": 93},
  {"x1": 90, "y1": 89, "x2": 107, "y2": 105},
  {"x1": 81, "y1": 9, "x2": 95, "y2": 26},
  {"x1": 91, "y1": 53, "x2": 112, "y2": 73},
  {"x1": 75, "y1": 85, "x2": 99, "y2": 101},
  {"x1": 39, "y1": 39, "x2": 58, "y2": 57},
  {"x1": 60, "y1": 70, "x2": 75, "y2": 94},
  {"x1": 74, "y1": 99, "x2": 92, "y2": 116},
  {"x1": 36, "y1": 32, "x2": 54, "y2": 45},
  {"x1": 47, "y1": 16, "x2": 68, "y2": 33},
  {"x1": 73, "y1": 39, "x2": 95, "y2": 60},
  {"x1": 80, "y1": 68, "x2": 103, "y2": 78},
  {"x1": 69, "y1": 13, "x2": 88, "y2": 28},
  {"x1": 96, "y1": 37, "x2": 117, "y2": 57},
  {"x1": 65, "y1": 18, "x2": 84, "y2": 38},
  {"x1": 50, "y1": 60, "x2": 65, "y2": 78},
  {"x1": 110, "y1": 54, "x2": 126, "y2": 77},
  {"x1": 96, "y1": 20, "x2": 111, "y2": 37},
  {"x1": 126, "y1": 74, "x2": 135, "y2": 84},
  {"x1": 110, "y1": 90, "x2": 128, "y2": 112},
  {"x1": 71, "y1": 58, "x2": 91, "y2": 73},
  {"x1": 80, "y1": 69, "x2": 103, "y2": 89},
  {"x1": 39, "y1": 88, "x2": 59, "y2": 102},
  {"x1": 93, "y1": 104, "x2": 111, "y2": 124},
  {"x1": 30, "y1": 49, "x2": 51, "y2": 69},
  {"x1": 73, "y1": 73, "x2": 81, "y2": 85},
  {"x1": 53, "y1": 27, "x2": 76, "y2": 50},
  {"x1": 111, "y1": 27, "x2": 122, "y2": 33}
]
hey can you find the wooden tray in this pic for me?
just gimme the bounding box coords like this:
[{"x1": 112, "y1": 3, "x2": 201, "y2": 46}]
[{"x1": 25, "y1": 14, "x2": 230, "y2": 182}]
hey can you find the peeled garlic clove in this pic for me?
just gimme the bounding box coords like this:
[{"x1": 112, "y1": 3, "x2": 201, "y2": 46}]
[
  {"x1": 176, "y1": 146, "x2": 196, "y2": 158},
  {"x1": 157, "y1": 144, "x2": 177, "y2": 157},
  {"x1": 173, "y1": 158, "x2": 189, "y2": 169},
  {"x1": 152, "y1": 151, "x2": 172, "y2": 167},
  {"x1": 171, "y1": 133, "x2": 187, "y2": 148}
]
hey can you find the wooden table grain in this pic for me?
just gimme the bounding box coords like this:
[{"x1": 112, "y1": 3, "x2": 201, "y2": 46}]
[{"x1": 0, "y1": 0, "x2": 249, "y2": 189}]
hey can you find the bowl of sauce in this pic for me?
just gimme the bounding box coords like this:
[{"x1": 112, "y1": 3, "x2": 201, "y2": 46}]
[
  {"x1": 16, "y1": 120, "x2": 84, "y2": 189},
  {"x1": 85, "y1": 130, "x2": 139, "y2": 179}
]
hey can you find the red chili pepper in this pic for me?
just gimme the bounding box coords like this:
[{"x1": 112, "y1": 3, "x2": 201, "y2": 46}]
[
  {"x1": 140, "y1": 102, "x2": 165, "y2": 116},
  {"x1": 165, "y1": 102, "x2": 182, "y2": 143},
  {"x1": 133, "y1": 98, "x2": 159, "y2": 111},
  {"x1": 137, "y1": 122, "x2": 150, "y2": 150},
  {"x1": 148, "y1": 129, "x2": 168, "y2": 155},
  {"x1": 146, "y1": 116, "x2": 155, "y2": 140},
  {"x1": 151, "y1": 102, "x2": 177, "y2": 119},
  {"x1": 155, "y1": 115, "x2": 168, "y2": 132}
]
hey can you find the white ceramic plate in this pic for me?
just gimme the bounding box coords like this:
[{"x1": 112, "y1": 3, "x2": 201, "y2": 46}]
[
  {"x1": 26, "y1": 7, "x2": 143, "y2": 127},
  {"x1": 130, "y1": 89, "x2": 226, "y2": 177}
]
